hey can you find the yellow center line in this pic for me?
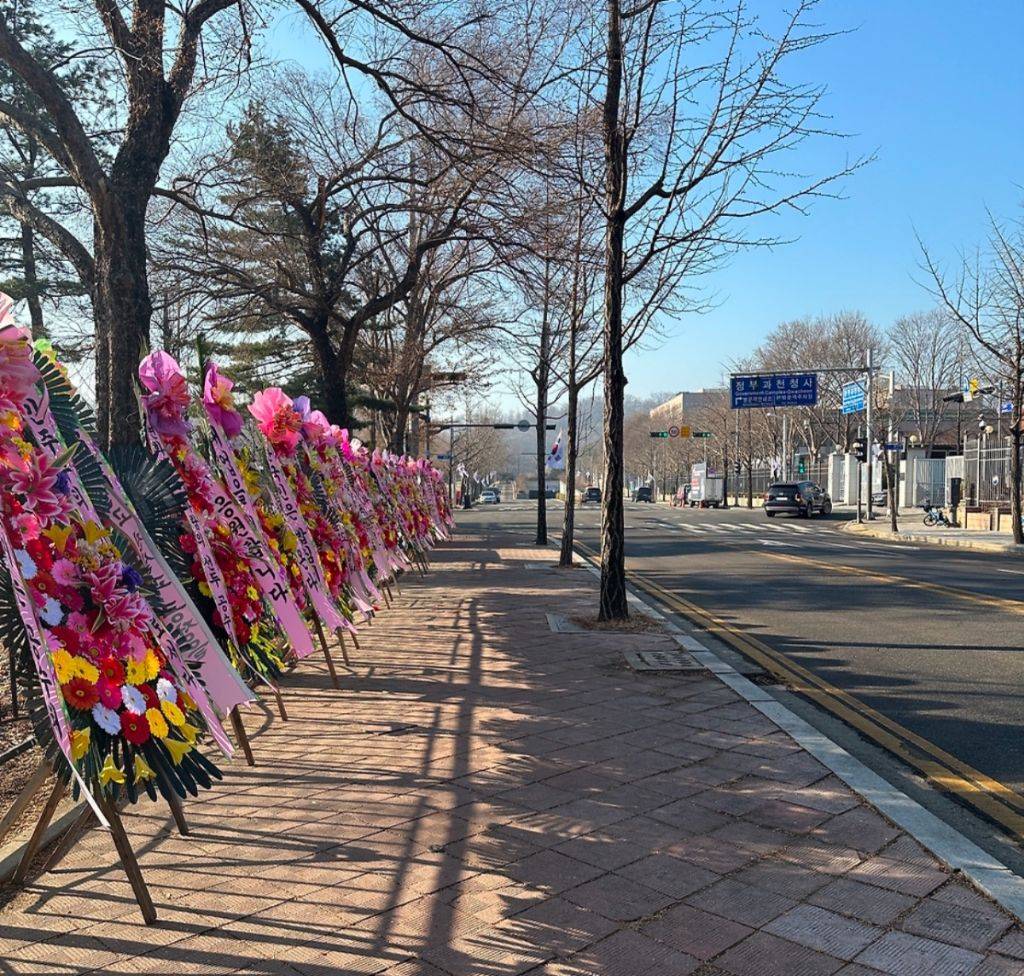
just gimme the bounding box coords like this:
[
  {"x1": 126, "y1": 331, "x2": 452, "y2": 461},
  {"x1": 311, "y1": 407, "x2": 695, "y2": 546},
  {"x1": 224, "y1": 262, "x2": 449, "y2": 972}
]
[{"x1": 573, "y1": 539, "x2": 1024, "y2": 838}]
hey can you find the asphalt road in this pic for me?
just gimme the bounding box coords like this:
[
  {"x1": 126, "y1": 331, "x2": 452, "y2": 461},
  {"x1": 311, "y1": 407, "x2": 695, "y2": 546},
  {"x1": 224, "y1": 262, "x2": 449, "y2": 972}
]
[{"x1": 465, "y1": 498, "x2": 1024, "y2": 829}]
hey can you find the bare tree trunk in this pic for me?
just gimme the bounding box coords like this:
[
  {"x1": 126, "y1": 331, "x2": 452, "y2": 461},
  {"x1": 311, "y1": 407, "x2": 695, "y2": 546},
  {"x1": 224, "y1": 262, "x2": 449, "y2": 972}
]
[
  {"x1": 599, "y1": 0, "x2": 628, "y2": 621},
  {"x1": 560, "y1": 382, "x2": 579, "y2": 567},
  {"x1": 535, "y1": 377, "x2": 548, "y2": 545},
  {"x1": 93, "y1": 195, "x2": 151, "y2": 448},
  {"x1": 20, "y1": 224, "x2": 45, "y2": 339},
  {"x1": 309, "y1": 323, "x2": 349, "y2": 425}
]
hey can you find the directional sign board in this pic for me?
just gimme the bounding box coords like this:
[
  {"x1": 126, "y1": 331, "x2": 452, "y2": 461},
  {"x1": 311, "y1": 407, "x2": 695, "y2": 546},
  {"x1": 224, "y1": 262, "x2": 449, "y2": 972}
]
[
  {"x1": 731, "y1": 373, "x2": 817, "y2": 409},
  {"x1": 841, "y1": 380, "x2": 866, "y2": 415}
]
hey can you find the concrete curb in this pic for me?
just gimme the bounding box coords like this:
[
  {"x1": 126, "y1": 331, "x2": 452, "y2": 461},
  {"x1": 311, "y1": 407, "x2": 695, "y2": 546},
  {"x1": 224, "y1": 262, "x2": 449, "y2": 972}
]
[
  {"x1": 840, "y1": 519, "x2": 1024, "y2": 554},
  {"x1": 561, "y1": 542, "x2": 1024, "y2": 923}
]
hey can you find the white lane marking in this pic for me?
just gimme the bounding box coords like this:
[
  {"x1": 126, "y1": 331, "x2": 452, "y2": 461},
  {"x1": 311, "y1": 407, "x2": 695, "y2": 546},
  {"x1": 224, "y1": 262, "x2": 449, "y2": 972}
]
[
  {"x1": 996, "y1": 568, "x2": 1024, "y2": 576},
  {"x1": 760, "y1": 539, "x2": 795, "y2": 548},
  {"x1": 679, "y1": 525, "x2": 707, "y2": 533}
]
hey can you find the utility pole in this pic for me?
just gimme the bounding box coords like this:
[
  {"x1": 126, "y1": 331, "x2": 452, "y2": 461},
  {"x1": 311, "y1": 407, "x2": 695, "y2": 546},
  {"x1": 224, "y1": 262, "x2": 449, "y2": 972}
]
[
  {"x1": 781, "y1": 413, "x2": 789, "y2": 480},
  {"x1": 866, "y1": 347, "x2": 874, "y2": 521}
]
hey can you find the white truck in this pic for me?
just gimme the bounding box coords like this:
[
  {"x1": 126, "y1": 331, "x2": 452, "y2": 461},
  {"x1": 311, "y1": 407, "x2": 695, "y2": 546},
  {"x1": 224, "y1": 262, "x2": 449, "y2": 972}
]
[{"x1": 688, "y1": 463, "x2": 725, "y2": 508}]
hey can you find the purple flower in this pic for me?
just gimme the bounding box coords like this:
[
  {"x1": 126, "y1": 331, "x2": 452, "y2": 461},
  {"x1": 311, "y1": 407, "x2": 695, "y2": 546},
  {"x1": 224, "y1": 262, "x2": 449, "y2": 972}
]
[
  {"x1": 120, "y1": 563, "x2": 144, "y2": 592},
  {"x1": 54, "y1": 470, "x2": 72, "y2": 495}
]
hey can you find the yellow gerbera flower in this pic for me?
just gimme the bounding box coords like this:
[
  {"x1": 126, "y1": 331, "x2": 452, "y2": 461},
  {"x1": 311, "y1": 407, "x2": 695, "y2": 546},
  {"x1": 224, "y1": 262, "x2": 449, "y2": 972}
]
[
  {"x1": 125, "y1": 657, "x2": 148, "y2": 685},
  {"x1": 146, "y1": 707, "x2": 169, "y2": 739},
  {"x1": 50, "y1": 649, "x2": 74, "y2": 684},
  {"x1": 70, "y1": 656, "x2": 99, "y2": 684},
  {"x1": 144, "y1": 649, "x2": 161, "y2": 681},
  {"x1": 161, "y1": 699, "x2": 186, "y2": 727}
]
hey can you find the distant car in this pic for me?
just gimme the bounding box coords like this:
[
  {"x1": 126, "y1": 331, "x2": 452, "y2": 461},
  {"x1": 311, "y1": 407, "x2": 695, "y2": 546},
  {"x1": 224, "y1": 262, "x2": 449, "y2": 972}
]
[
  {"x1": 633, "y1": 486, "x2": 654, "y2": 503},
  {"x1": 871, "y1": 491, "x2": 888, "y2": 507},
  {"x1": 480, "y1": 489, "x2": 500, "y2": 504},
  {"x1": 763, "y1": 481, "x2": 832, "y2": 518},
  {"x1": 581, "y1": 486, "x2": 602, "y2": 504}
]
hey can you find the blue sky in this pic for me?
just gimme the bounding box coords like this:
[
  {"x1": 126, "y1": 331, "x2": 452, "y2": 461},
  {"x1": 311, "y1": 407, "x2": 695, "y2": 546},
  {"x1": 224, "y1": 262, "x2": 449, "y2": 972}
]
[
  {"x1": 631, "y1": 0, "x2": 1024, "y2": 395},
  {"x1": 269, "y1": 2, "x2": 1024, "y2": 404}
]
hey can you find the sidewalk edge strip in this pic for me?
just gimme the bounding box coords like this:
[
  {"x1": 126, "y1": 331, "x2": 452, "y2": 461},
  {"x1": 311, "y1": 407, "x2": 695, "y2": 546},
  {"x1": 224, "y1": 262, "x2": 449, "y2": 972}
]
[{"x1": 560, "y1": 540, "x2": 1024, "y2": 923}]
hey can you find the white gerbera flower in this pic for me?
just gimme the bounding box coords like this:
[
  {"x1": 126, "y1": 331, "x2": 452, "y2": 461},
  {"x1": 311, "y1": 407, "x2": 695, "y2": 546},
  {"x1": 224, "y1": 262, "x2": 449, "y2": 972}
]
[
  {"x1": 156, "y1": 677, "x2": 177, "y2": 704},
  {"x1": 121, "y1": 685, "x2": 147, "y2": 715},
  {"x1": 91, "y1": 703, "x2": 121, "y2": 735}
]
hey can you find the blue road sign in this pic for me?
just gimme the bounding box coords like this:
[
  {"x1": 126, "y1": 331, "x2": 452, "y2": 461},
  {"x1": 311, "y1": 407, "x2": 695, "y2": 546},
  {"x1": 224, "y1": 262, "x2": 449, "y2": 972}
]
[
  {"x1": 731, "y1": 373, "x2": 818, "y2": 409},
  {"x1": 841, "y1": 380, "x2": 866, "y2": 415},
  {"x1": 436, "y1": 452, "x2": 452, "y2": 460}
]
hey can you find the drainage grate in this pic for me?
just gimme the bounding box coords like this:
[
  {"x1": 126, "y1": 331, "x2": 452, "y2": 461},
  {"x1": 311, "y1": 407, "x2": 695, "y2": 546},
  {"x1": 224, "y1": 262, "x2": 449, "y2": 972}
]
[{"x1": 623, "y1": 650, "x2": 703, "y2": 672}]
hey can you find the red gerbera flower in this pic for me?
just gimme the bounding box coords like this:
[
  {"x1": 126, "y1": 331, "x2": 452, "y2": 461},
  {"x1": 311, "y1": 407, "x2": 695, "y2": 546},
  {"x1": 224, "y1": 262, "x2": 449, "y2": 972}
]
[
  {"x1": 99, "y1": 655, "x2": 124, "y2": 684},
  {"x1": 138, "y1": 683, "x2": 159, "y2": 710},
  {"x1": 62, "y1": 676, "x2": 99, "y2": 710},
  {"x1": 97, "y1": 676, "x2": 122, "y2": 709},
  {"x1": 120, "y1": 710, "x2": 151, "y2": 745}
]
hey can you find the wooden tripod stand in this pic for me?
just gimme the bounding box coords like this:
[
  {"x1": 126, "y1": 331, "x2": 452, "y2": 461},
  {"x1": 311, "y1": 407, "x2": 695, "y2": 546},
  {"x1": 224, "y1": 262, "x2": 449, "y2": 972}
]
[{"x1": 0, "y1": 757, "x2": 189, "y2": 925}]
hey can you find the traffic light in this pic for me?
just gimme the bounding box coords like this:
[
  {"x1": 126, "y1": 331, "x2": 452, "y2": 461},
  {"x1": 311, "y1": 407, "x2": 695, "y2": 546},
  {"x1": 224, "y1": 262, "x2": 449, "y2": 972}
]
[
  {"x1": 691, "y1": 431, "x2": 712, "y2": 439},
  {"x1": 797, "y1": 459, "x2": 807, "y2": 475},
  {"x1": 852, "y1": 439, "x2": 867, "y2": 463},
  {"x1": 649, "y1": 431, "x2": 669, "y2": 438}
]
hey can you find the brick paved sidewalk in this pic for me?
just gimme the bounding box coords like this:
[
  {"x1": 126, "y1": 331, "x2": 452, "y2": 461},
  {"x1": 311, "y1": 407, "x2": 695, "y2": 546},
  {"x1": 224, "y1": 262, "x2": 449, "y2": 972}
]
[{"x1": 2, "y1": 526, "x2": 1024, "y2": 975}]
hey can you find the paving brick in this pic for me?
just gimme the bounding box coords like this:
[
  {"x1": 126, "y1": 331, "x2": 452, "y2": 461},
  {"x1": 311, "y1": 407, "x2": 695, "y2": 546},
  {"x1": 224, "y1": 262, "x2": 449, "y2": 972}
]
[
  {"x1": 562, "y1": 873, "x2": 674, "y2": 921},
  {"x1": 541, "y1": 930, "x2": 698, "y2": 975},
  {"x1": 552, "y1": 831, "x2": 648, "y2": 871},
  {"x1": 971, "y1": 956, "x2": 1024, "y2": 976},
  {"x1": 498, "y1": 896, "x2": 618, "y2": 956},
  {"x1": 994, "y1": 930, "x2": 1024, "y2": 960},
  {"x1": 808, "y1": 877, "x2": 916, "y2": 926},
  {"x1": 505, "y1": 849, "x2": 606, "y2": 893},
  {"x1": 846, "y1": 856, "x2": 947, "y2": 897},
  {"x1": 716, "y1": 931, "x2": 845, "y2": 976},
  {"x1": 901, "y1": 897, "x2": 1012, "y2": 951},
  {"x1": 764, "y1": 905, "x2": 882, "y2": 960},
  {"x1": 616, "y1": 853, "x2": 718, "y2": 899},
  {"x1": 686, "y1": 877, "x2": 797, "y2": 928},
  {"x1": 855, "y1": 931, "x2": 984, "y2": 976},
  {"x1": 731, "y1": 857, "x2": 833, "y2": 900},
  {"x1": 641, "y1": 902, "x2": 752, "y2": 960},
  {"x1": 811, "y1": 808, "x2": 900, "y2": 854}
]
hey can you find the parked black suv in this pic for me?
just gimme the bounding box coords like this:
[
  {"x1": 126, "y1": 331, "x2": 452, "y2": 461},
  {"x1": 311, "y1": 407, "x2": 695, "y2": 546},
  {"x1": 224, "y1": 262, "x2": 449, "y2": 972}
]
[
  {"x1": 581, "y1": 486, "x2": 602, "y2": 504},
  {"x1": 764, "y1": 481, "x2": 832, "y2": 518},
  {"x1": 633, "y1": 486, "x2": 654, "y2": 503}
]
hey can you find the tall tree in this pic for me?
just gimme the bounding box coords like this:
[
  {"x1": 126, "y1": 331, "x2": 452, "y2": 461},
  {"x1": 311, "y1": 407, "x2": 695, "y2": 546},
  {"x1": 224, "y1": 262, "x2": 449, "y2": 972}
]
[
  {"x1": 0, "y1": 0, "x2": 250, "y2": 445},
  {"x1": 595, "y1": 0, "x2": 862, "y2": 619},
  {"x1": 923, "y1": 212, "x2": 1024, "y2": 544}
]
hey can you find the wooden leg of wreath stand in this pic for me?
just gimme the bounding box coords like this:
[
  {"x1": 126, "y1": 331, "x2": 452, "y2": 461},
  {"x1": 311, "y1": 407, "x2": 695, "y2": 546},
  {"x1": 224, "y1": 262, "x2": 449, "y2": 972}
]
[
  {"x1": 0, "y1": 757, "x2": 50, "y2": 847},
  {"x1": 165, "y1": 790, "x2": 190, "y2": 837},
  {"x1": 335, "y1": 629, "x2": 351, "y2": 668},
  {"x1": 95, "y1": 791, "x2": 157, "y2": 925},
  {"x1": 381, "y1": 585, "x2": 392, "y2": 609},
  {"x1": 41, "y1": 803, "x2": 92, "y2": 872},
  {"x1": 267, "y1": 683, "x2": 288, "y2": 722},
  {"x1": 311, "y1": 614, "x2": 341, "y2": 688},
  {"x1": 229, "y1": 708, "x2": 256, "y2": 766},
  {"x1": 12, "y1": 776, "x2": 66, "y2": 885},
  {"x1": 349, "y1": 629, "x2": 361, "y2": 652}
]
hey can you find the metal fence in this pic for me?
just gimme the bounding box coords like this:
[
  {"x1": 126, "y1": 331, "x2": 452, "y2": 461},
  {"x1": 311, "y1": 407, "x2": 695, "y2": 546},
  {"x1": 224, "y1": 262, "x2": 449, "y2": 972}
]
[{"x1": 963, "y1": 442, "x2": 1015, "y2": 506}]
